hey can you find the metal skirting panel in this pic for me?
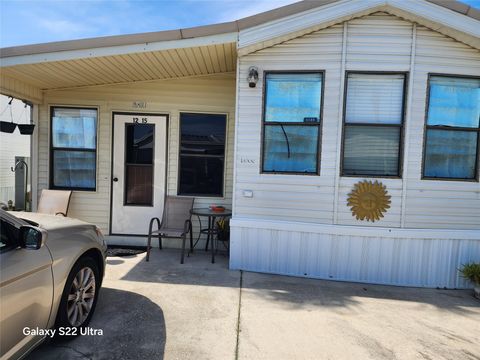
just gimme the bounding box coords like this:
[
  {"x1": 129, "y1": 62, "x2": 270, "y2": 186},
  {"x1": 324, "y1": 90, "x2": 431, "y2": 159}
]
[{"x1": 229, "y1": 220, "x2": 480, "y2": 289}]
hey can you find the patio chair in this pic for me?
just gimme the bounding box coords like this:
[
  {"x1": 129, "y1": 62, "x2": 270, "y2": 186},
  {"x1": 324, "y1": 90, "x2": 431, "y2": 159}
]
[
  {"x1": 37, "y1": 189, "x2": 72, "y2": 216},
  {"x1": 146, "y1": 196, "x2": 194, "y2": 264}
]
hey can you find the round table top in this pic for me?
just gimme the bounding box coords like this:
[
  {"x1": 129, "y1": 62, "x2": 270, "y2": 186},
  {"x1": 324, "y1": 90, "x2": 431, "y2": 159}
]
[{"x1": 191, "y1": 207, "x2": 232, "y2": 217}]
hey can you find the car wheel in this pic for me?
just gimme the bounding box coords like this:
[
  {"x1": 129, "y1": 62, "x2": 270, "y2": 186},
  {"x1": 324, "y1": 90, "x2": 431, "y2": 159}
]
[{"x1": 56, "y1": 256, "x2": 100, "y2": 334}]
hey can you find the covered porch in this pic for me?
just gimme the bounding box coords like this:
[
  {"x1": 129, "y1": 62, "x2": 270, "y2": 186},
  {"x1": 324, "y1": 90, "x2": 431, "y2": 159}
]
[{"x1": 0, "y1": 25, "x2": 238, "y2": 247}]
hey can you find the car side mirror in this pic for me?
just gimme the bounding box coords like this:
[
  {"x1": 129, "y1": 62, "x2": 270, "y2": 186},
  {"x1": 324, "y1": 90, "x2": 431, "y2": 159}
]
[{"x1": 19, "y1": 226, "x2": 44, "y2": 250}]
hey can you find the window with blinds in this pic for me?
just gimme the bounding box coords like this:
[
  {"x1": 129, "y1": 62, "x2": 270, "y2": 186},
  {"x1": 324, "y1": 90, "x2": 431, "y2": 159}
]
[
  {"x1": 423, "y1": 75, "x2": 480, "y2": 180},
  {"x1": 262, "y1": 72, "x2": 323, "y2": 174},
  {"x1": 342, "y1": 73, "x2": 406, "y2": 177},
  {"x1": 50, "y1": 107, "x2": 97, "y2": 190}
]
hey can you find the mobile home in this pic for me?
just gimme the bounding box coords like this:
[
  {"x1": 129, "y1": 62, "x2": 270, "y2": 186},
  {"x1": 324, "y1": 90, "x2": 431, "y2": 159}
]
[{"x1": 1, "y1": 0, "x2": 479, "y2": 288}]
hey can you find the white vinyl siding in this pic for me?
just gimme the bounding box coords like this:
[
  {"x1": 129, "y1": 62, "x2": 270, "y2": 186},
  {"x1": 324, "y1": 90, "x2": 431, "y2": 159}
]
[
  {"x1": 37, "y1": 74, "x2": 236, "y2": 234},
  {"x1": 235, "y1": 23, "x2": 343, "y2": 224},
  {"x1": 235, "y1": 13, "x2": 480, "y2": 230},
  {"x1": 404, "y1": 25, "x2": 480, "y2": 228},
  {"x1": 0, "y1": 74, "x2": 43, "y2": 104}
]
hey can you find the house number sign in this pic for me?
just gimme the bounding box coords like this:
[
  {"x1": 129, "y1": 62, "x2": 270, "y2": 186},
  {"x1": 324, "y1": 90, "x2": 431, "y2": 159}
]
[
  {"x1": 132, "y1": 101, "x2": 147, "y2": 109},
  {"x1": 133, "y1": 117, "x2": 148, "y2": 124}
]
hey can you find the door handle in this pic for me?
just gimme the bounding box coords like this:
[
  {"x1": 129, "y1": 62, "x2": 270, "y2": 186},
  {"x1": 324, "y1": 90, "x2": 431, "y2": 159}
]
[{"x1": 113, "y1": 177, "x2": 118, "y2": 182}]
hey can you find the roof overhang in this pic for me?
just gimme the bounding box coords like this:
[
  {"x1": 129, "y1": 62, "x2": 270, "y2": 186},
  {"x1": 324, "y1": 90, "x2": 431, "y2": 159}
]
[{"x1": 0, "y1": 31, "x2": 237, "y2": 97}]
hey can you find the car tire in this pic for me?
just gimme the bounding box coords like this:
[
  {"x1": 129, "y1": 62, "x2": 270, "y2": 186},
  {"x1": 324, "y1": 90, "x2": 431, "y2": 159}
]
[{"x1": 55, "y1": 256, "x2": 100, "y2": 337}]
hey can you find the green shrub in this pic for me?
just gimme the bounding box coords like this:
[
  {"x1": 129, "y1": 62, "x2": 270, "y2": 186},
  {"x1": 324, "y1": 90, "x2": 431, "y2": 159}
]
[{"x1": 459, "y1": 263, "x2": 480, "y2": 285}]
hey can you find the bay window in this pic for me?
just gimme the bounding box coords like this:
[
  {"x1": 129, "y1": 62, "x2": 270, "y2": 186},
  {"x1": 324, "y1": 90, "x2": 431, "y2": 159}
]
[
  {"x1": 423, "y1": 75, "x2": 480, "y2": 180},
  {"x1": 50, "y1": 107, "x2": 97, "y2": 190}
]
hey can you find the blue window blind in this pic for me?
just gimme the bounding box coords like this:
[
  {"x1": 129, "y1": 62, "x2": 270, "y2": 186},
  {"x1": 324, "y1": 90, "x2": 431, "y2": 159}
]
[
  {"x1": 262, "y1": 73, "x2": 322, "y2": 174},
  {"x1": 423, "y1": 76, "x2": 480, "y2": 180},
  {"x1": 427, "y1": 77, "x2": 480, "y2": 128},
  {"x1": 51, "y1": 107, "x2": 97, "y2": 190}
]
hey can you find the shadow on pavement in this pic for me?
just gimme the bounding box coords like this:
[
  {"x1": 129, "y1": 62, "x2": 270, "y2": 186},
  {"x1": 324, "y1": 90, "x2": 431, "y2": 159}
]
[
  {"x1": 123, "y1": 249, "x2": 479, "y2": 313},
  {"x1": 27, "y1": 287, "x2": 166, "y2": 360}
]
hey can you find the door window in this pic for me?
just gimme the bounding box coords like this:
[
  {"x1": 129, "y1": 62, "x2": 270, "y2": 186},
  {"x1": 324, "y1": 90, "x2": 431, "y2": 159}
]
[{"x1": 124, "y1": 123, "x2": 155, "y2": 205}]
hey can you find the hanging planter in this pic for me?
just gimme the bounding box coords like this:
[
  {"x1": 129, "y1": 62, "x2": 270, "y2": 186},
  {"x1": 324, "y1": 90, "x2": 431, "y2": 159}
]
[
  {"x1": 1, "y1": 97, "x2": 18, "y2": 133},
  {"x1": 0, "y1": 121, "x2": 17, "y2": 133},
  {"x1": 18, "y1": 124, "x2": 35, "y2": 135}
]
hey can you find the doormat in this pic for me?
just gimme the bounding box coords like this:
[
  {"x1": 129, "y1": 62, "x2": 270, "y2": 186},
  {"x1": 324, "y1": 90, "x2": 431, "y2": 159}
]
[{"x1": 107, "y1": 246, "x2": 146, "y2": 257}]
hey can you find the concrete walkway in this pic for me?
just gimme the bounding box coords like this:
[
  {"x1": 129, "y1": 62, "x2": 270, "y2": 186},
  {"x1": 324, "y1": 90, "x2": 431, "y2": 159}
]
[{"x1": 28, "y1": 249, "x2": 480, "y2": 360}]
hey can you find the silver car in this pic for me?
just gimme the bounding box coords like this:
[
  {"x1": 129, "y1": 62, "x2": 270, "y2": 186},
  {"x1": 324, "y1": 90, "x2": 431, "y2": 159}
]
[{"x1": 0, "y1": 209, "x2": 107, "y2": 359}]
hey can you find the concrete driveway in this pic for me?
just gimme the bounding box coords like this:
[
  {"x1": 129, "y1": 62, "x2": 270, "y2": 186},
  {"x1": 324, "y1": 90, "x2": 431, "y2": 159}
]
[{"x1": 28, "y1": 249, "x2": 480, "y2": 360}]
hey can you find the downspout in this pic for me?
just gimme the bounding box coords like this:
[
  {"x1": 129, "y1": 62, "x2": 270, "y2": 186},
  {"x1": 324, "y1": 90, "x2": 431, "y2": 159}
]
[
  {"x1": 11, "y1": 160, "x2": 28, "y2": 211},
  {"x1": 31, "y1": 103, "x2": 39, "y2": 211},
  {"x1": 231, "y1": 36, "x2": 241, "y2": 219}
]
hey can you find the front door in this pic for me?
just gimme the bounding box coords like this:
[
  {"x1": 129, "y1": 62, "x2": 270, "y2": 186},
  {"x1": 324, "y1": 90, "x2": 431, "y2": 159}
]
[{"x1": 111, "y1": 113, "x2": 167, "y2": 235}]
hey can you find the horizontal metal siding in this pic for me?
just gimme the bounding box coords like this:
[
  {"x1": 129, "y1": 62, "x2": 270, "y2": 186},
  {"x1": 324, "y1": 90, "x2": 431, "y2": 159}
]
[
  {"x1": 37, "y1": 74, "x2": 236, "y2": 235},
  {"x1": 230, "y1": 221, "x2": 480, "y2": 288}
]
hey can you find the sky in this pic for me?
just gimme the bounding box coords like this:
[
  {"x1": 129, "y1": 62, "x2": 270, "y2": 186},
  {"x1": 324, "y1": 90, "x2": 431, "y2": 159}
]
[{"x1": 0, "y1": 0, "x2": 479, "y2": 48}]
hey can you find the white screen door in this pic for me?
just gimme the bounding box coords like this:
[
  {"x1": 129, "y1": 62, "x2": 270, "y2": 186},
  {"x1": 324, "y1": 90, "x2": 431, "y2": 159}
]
[{"x1": 111, "y1": 113, "x2": 167, "y2": 235}]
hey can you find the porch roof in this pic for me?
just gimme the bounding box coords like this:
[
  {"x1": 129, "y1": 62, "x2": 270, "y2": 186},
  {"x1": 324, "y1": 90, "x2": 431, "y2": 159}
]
[{"x1": 0, "y1": 0, "x2": 478, "y2": 102}]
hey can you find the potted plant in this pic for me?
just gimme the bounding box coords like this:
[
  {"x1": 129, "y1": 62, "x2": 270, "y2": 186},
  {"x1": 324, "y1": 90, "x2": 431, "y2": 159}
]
[
  {"x1": 18, "y1": 123, "x2": 35, "y2": 135},
  {"x1": 459, "y1": 263, "x2": 480, "y2": 299},
  {"x1": 0, "y1": 120, "x2": 16, "y2": 133}
]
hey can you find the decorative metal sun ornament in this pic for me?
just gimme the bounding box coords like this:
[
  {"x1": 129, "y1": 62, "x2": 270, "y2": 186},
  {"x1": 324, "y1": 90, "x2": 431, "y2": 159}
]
[{"x1": 347, "y1": 180, "x2": 391, "y2": 222}]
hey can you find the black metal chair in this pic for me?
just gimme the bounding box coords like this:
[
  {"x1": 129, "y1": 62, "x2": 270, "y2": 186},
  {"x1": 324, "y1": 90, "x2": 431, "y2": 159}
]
[{"x1": 146, "y1": 196, "x2": 194, "y2": 264}]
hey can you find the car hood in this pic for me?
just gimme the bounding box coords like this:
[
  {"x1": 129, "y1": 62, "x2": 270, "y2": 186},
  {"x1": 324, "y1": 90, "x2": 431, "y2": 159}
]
[{"x1": 13, "y1": 211, "x2": 94, "y2": 231}]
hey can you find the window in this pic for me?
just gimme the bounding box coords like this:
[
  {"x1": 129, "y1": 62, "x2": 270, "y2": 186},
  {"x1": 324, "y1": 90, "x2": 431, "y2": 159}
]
[
  {"x1": 50, "y1": 107, "x2": 97, "y2": 190},
  {"x1": 342, "y1": 73, "x2": 406, "y2": 177},
  {"x1": 262, "y1": 72, "x2": 323, "y2": 174},
  {"x1": 423, "y1": 75, "x2": 480, "y2": 180},
  {"x1": 178, "y1": 113, "x2": 226, "y2": 197},
  {"x1": 125, "y1": 123, "x2": 154, "y2": 205}
]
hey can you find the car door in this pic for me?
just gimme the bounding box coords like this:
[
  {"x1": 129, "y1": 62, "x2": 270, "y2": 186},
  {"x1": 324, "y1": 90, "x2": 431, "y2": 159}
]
[{"x1": 0, "y1": 217, "x2": 53, "y2": 359}]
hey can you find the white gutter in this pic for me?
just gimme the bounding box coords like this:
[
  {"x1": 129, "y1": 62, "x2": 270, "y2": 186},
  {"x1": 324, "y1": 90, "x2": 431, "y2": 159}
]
[{"x1": 0, "y1": 32, "x2": 237, "y2": 67}]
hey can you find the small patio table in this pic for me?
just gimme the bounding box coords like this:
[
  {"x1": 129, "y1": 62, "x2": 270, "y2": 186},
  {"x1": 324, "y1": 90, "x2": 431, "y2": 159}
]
[{"x1": 190, "y1": 207, "x2": 232, "y2": 264}]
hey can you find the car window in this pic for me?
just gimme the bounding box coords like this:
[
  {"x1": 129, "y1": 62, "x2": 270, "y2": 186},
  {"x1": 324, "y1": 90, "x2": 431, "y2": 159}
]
[{"x1": 0, "y1": 219, "x2": 20, "y2": 252}]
